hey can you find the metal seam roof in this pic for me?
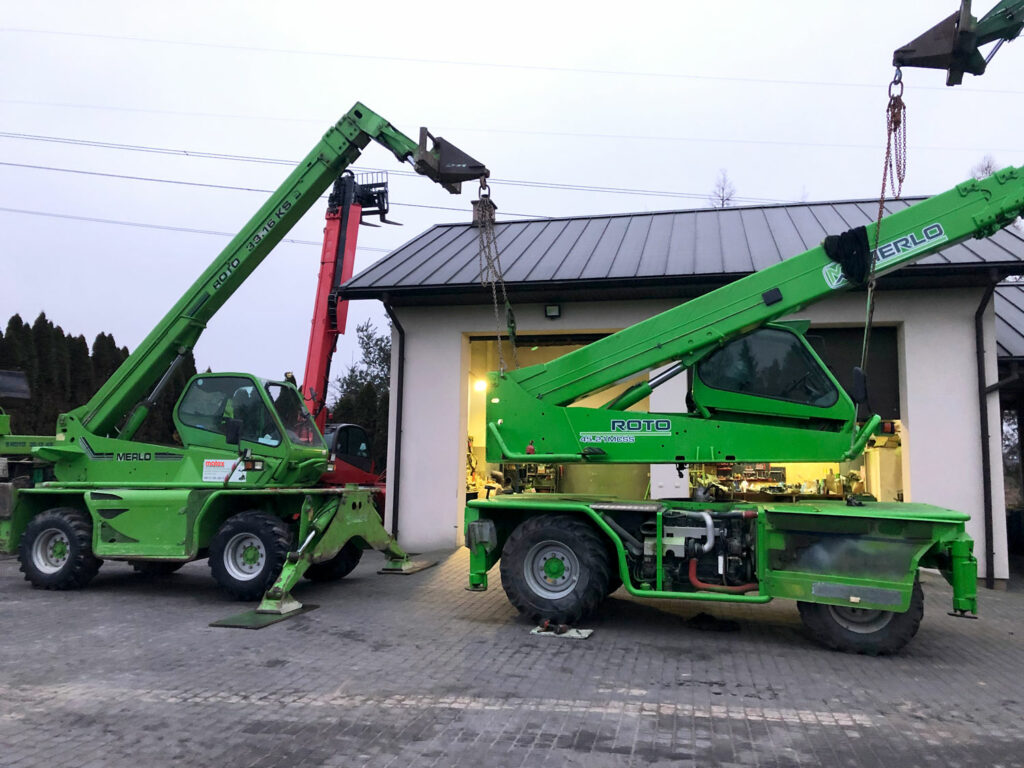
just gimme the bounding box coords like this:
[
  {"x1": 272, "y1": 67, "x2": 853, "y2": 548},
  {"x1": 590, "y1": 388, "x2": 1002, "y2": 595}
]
[
  {"x1": 346, "y1": 197, "x2": 1024, "y2": 299},
  {"x1": 343, "y1": 197, "x2": 1024, "y2": 357}
]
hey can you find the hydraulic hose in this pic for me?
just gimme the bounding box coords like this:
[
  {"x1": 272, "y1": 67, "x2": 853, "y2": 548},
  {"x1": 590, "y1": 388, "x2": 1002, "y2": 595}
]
[{"x1": 688, "y1": 558, "x2": 757, "y2": 594}]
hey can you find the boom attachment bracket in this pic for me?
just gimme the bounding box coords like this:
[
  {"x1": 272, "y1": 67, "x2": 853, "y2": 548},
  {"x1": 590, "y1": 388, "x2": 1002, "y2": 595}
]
[
  {"x1": 413, "y1": 128, "x2": 489, "y2": 193},
  {"x1": 893, "y1": 0, "x2": 1024, "y2": 85}
]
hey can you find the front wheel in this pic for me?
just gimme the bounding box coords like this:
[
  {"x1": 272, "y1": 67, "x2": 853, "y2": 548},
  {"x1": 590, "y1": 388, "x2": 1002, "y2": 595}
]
[
  {"x1": 209, "y1": 511, "x2": 292, "y2": 601},
  {"x1": 797, "y1": 580, "x2": 924, "y2": 655},
  {"x1": 18, "y1": 507, "x2": 102, "y2": 590},
  {"x1": 499, "y1": 514, "x2": 611, "y2": 625}
]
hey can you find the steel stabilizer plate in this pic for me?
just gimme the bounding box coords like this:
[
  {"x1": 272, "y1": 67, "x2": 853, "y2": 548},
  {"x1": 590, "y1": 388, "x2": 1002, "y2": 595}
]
[
  {"x1": 209, "y1": 604, "x2": 319, "y2": 629},
  {"x1": 378, "y1": 559, "x2": 437, "y2": 575}
]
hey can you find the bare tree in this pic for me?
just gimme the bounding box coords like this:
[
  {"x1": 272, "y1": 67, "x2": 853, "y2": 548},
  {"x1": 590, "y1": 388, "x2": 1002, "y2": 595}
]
[
  {"x1": 709, "y1": 169, "x2": 736, "y2": 208},
  {"x1": 971, "y1": 154, "x2": 999, "y2": 180}
]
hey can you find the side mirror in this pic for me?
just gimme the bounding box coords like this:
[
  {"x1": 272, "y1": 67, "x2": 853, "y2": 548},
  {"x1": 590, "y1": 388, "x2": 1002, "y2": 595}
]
[
  {"x1": 225, "y1": 418, "x2": 243, "y2": 446},
  {"x1": 850, "y1": 366, "x2": 869, "y2": 405}
]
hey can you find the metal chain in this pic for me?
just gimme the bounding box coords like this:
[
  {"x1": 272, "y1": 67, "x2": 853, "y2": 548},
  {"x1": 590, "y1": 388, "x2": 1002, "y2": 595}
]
[
  {"x1": 861, "y1": 69, "x2": 908, "y2": 376},
  {"x1": 473, "y1": 180, "x2": 518, "y2": 373}
]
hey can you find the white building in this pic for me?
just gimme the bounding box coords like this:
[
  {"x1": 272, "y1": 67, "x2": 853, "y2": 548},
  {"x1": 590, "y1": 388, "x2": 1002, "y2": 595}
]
[{"x1": 342, "y1": 198, "x2": 1024, "y2": 585}]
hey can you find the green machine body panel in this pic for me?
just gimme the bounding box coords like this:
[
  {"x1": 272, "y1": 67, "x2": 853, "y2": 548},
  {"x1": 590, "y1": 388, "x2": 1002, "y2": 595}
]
[{"x1": 465, "y1": 495, "x2": 978, "y2": 616}]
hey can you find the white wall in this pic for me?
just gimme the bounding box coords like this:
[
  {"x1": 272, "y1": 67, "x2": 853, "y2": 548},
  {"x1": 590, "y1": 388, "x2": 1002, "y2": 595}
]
[{"x1": 385, "y1": 289, "x2": 1008, "y2": 579}]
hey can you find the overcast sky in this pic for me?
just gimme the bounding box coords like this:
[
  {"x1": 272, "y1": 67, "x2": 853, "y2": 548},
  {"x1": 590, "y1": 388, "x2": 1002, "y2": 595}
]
[{"x1": 2, "y1": 1, "x2": 1022, "y2": 389}]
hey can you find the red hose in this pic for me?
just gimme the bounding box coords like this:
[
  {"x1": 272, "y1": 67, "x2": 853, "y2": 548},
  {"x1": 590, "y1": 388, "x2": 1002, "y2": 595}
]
[{"x1": 688, "y1": 558, "x2": 757, "y2": 594}]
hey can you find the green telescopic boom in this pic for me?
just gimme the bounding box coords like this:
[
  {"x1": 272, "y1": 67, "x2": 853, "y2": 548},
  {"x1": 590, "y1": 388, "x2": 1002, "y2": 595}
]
[
  {"x1": 72, "y1": 103, "x2": 487, "y2": 440},
  {"x1": 507, "y1": 167, "x2": 1024, "y2": 407}
]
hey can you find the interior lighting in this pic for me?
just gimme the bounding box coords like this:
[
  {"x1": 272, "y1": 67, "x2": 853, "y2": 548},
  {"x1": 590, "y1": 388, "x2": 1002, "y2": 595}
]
[{"x1": 474, "y1": 379, "x2": 488, "y2": 392}]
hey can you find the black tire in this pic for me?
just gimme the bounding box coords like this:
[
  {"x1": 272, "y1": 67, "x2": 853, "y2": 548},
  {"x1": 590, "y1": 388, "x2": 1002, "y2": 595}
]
[
  {"x1": 304, "y1": 541, "x2": 363, "y2": 582},
  {"x1": 209, "y1": 511, "x2": 292, "y2": 601},
  {"x1": 606, "y1": 570, "x2": 624, "y2": 596},
  {"x1": 18, "y1": 507, "x2": 102, "y2": 590},
  {"x1": 499, "y1": 514, "x2": 611, "y2": 625},
  {"x1": 130, "y1": 561, "x2": 185, "y2": 577},
  {"x1": 797, "y1": 580, "x2": 924, "y2": 655},
  {"x1": 604, "y1": 539, "x2": 624, "y2": 595}
]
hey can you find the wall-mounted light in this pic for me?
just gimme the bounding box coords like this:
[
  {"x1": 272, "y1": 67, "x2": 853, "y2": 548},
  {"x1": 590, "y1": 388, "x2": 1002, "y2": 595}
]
[
  {"x1": 474, "y1": 379, "x2": 488, "y2": 392},
  {"x1": 544, "y1": 304, "x2": 561, "y2": 320}
]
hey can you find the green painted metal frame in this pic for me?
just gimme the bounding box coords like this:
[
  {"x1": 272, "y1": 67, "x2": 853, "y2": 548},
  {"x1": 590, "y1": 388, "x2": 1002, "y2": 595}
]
[{"x1": 465, "y1": 495, "x2": 978, "y2": 613}]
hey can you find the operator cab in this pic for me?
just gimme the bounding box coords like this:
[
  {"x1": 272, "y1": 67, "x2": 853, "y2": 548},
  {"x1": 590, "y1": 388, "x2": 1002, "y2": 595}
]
[
  {"x1": 174, "y1": 374, "x2": 326, "y2": 454},
  {"x1": 692, "y1": 324, "x2": 853, "y2": 427}
]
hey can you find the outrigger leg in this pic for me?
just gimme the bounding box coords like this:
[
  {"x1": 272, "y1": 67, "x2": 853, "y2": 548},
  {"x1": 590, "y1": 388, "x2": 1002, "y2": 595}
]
[{"x1": 212, "y1": 488, "x2": 435, "y2": 628}]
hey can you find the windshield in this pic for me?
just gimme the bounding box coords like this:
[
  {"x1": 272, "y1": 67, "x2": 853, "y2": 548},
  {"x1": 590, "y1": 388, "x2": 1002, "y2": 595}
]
[
  {"x1": 178, "y1": 376, "x2": 282, "y2": 446},
  {"x1": 267, "y1": 384, "x2": 325, "y2": 448},
  {"x1": 697, "y1": 328, "x2": 839, "y2": 408}
]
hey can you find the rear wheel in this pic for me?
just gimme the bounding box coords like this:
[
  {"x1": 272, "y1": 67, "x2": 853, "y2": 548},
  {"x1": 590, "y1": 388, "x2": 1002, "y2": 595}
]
[
  {"x1": 18, "y1": 507, "x2": 102, "y2": 590},
  {"x1": 209, "y1": 511, "x2": 292, "y2": 601},
  {"x1": 797, "y1": 580, "x2": 924, "y2": 655},
  {"x1": 304, "y1": 541, "x2": 363, "y2": 582},
  {"x1": 500, "y1": 514, "x2": 611, "y2": 625}
]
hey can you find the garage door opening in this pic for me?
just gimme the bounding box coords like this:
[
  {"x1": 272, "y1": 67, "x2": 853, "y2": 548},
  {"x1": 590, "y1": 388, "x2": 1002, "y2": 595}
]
[{"x1": 466, "y1": 326, "x2": 904, "y2": 506}]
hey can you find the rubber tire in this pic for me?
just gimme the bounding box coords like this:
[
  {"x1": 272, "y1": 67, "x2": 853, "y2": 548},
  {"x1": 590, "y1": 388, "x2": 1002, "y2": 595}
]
[
  {"x1": 130, "y1": 561, "x2": 185, "y2": 577},
  {"x1": 605, "y1": 539, "x2": 623, "y2": 595},
  {"x1": 209, "y1": 511, "x2": 292, "y2": 601},
  {"x1": 500, "y1": 514, "x2": 611, "y2": 625},
  {"x1": 606, "y1": 570, "x2": 624, "y2": 596},
  {"x1": 304, "y1": 541, "x2": 363, "y2": 582},
  {"x1": 797, "y1": 580, "x2": 924, "y2": 655},
  {"x1": 18, "y1": 507, "x2": 102, "y2": 590}
]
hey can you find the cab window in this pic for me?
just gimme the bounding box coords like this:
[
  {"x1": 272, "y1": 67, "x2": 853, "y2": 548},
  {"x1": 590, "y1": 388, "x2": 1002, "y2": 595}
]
[
  {"x1": 697, "y1": 328, "x2": 839, "y2": 407},
  {"x1": 178, "y1": 376, "x2": 282, "y2": 446},
  {"x1": 267, "y1": 384, "x2": 325, "y2": 449}
]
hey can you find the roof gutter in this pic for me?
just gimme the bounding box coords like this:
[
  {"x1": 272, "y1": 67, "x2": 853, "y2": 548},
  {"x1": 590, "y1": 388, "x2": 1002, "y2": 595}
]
[
  {"x1": 975, "y1": 273, "x2": 1000, "y2": 589},
  {"x1": 383, "y1": 299, "x2": 405, "y2": 540}
]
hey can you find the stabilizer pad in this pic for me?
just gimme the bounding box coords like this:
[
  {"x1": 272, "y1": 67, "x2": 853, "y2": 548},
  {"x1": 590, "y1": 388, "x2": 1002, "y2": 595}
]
[
  {"x1": 209, "y1": 604, "x2": 319, "y2": 629},
  {"x1": 529, "y1": 626, "x2": 593, "y2": 639},
  {"x1": 378, "y1": 559, "x2": 437, "y2": 575}
]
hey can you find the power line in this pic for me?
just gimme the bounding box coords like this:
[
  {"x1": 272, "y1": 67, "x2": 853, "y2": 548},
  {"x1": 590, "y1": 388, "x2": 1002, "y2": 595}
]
[
  {"x1": 0, "y1": 97, "x2": 321, "y2": 125},
  {"x1": 4, "y1": 26, "x2": 1024, "y2": 95},
  {"x1": 5, "y1": 99, "x2": 1022, "y2": 158},
  {"x1": 0, "y1": 205, "x2": 390, "y2": 251},
  {"x1": 0, "y1": 160, "x2": 550, "y2": 218},
  {"x1": 0, "y1": 131, "x2": 793, "y2": 205}
]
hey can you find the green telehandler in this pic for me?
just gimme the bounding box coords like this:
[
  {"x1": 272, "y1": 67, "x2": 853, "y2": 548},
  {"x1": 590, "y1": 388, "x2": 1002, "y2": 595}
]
[
  {"x1": 466, "y1": 164, "x2": 1024, "y2": 655},
  {"x1": 465, "y1": 1, "x2": 1024, "y2": 654},
  {"x1": 0, "y1": 103, "x2": 488, "y2": 623}
]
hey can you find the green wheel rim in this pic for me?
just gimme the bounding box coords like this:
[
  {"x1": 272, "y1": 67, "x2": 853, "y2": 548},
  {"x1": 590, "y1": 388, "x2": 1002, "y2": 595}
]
[
  {"x1": 524, "y1": 539, "x2": 579, "y2": 599},
  {"x1": 31, "y1": 528, "x2": 71, "y2": 575}
]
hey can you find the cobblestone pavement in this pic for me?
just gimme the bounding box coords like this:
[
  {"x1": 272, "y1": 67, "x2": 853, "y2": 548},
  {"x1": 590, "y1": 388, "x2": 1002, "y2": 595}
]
[{"x1": 1, "y1": 550, "x2": 1022, "y2": 768}]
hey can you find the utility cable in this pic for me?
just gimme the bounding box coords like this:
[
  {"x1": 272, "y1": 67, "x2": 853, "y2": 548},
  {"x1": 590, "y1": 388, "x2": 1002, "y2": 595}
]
[
  {"x1": 0, "y1": 205, "x2": 390, "y2": 251},
  {"x1": 0, "y1": 160, "x2": 548, "y2": 218},
  {"x1": 0, "y1": 131, "x2": 793, "y2": 205},
  {"x1": 5, "y1": 27, "x2": 1024, "y2": 95}
]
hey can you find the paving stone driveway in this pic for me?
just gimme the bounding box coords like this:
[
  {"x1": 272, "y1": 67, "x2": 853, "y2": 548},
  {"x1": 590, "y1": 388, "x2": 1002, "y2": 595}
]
[{"x1": 1, "y1": 550, "x2": 1022, "y2": 768}]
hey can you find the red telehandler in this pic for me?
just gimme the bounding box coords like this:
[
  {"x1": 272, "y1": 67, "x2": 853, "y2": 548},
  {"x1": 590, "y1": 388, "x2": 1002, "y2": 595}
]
[{"x1": 301, "y1": 172, "x2": 396, "y2": 507}]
